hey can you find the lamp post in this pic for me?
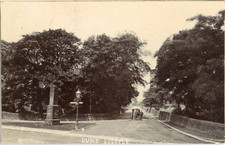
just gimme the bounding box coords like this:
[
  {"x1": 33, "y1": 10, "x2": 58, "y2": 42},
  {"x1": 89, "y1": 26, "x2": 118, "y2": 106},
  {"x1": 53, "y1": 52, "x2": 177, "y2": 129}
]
[
  {"x1": 75, "y1": 89, "x2": 81, "y2": 130},
  {"x1": 70, "y1": 89, "x2": 83, "y2": 131}
]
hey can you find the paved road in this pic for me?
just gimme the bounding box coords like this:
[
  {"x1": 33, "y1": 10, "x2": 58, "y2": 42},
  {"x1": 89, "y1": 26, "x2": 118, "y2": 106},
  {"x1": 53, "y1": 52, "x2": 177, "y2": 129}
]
[
  {"x1": 2, "y1": 116, "x2": 204, "y2": 144},
  {"x1": 77, "y1": 118, "x2": 203, "y2": 143},
  {"x1": 2, "y1": 129, "x2": 83, "y2": 144}
]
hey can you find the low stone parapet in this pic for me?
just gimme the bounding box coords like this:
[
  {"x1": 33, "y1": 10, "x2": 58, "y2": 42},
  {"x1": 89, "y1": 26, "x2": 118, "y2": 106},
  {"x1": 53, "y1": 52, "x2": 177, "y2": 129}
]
[
  {"x1": 158, "y1": 111, "x2": 171, "y2": 121},
  {"x1": 170, "y1": 114, "x2": 189, "y2": 127},
  {"x1": 186, "y1": 117, "x2": 224, "y2": 138},
  {"x1": 2, "y1": 111, "x2": 119, "y2": 121},
  {"x1": 2, "y1": 111, "x2": 20, "y2": 120},
  {"x1": 2, "y1": 111, "x2": 44, "y2": 120},
  {"x1": 151, "y1": 110, "x2": 224, "y2": 139},
  {"x1": 150, "y1": 108, "x2": 160, "y2": 117}
]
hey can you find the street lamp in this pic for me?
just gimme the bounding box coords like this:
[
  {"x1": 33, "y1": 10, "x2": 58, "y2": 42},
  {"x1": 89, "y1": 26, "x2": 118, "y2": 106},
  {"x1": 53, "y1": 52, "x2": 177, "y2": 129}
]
[
  {"x1": 70, "y1": 89, "x2": 83, "y2": 131},
  {"x1": 75, "y1": 89, "x2": 81, "y2": 130}
]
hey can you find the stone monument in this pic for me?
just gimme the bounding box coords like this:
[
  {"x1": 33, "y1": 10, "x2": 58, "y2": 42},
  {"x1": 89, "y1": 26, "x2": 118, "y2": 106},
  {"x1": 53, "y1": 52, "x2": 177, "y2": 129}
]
[{"x1": 45, "y1": 83, "x2": 60, "y2": 125}]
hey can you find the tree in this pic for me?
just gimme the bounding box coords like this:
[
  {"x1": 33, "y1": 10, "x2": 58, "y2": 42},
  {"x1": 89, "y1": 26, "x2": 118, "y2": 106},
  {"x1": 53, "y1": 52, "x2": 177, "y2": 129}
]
[
  {"x1": 148, "y1": 10, "x2": 224, "y2": 123},
  {"x1": 143, "y1": 73, "x2": 161, "y2": 108},
  {"x1": 2, "y1": 40, "x2": 17, "y2": 112},
  {"x1": 192, "y1": 55, "x2": 223, "y2": 122},
  {"x1": 80, "y1": 33, "x2": 150, "y2": 113},
  {"x1": 2, "y1": 29, "x2": 83, "y2": 114},
  {"x1": 2, "y1": 30, "x2": 151, "y2": 115}
]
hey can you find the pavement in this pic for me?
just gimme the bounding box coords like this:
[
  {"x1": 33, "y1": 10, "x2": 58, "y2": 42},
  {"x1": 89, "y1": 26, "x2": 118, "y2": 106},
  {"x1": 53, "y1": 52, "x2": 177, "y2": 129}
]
[{"x1": 2, "y1": 111, "x2": 224, "y2": 144}]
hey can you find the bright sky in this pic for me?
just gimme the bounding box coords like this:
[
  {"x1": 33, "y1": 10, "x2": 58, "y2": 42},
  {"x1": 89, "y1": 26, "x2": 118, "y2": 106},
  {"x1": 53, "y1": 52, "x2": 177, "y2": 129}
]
[{"x1": 2, "y1": 1, "x2": 224, "y2": 102}]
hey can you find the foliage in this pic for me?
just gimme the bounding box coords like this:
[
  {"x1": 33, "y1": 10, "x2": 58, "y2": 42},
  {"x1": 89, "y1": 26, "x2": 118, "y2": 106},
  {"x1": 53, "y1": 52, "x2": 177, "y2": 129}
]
[
  {"x1": 2, "y1": 29, "x2": 82, "y2": 114},
  {"x1": 2, "y1": 40, "x2": 16, "y2": 111},
  {"x1": 2, "y1": 30, "x2": 150, "y2": 115},
  {"x1": 80, "y1": 33, "x2": 150, "y2": 113},
  {"x1": 144, "y1": 11, "x2": 224, "y2": 123}
]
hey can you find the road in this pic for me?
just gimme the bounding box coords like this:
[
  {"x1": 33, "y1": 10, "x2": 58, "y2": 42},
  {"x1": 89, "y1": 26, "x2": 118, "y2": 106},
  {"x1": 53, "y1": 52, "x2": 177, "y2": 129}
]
[{"x1": 1, "y1": 114, "x2": 204, "y2": 144}]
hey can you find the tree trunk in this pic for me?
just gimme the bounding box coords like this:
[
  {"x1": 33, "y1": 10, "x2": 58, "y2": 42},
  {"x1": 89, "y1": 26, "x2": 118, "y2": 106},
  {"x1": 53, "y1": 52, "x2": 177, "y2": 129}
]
[
  {"x1": 210, "y1": 104, "x2": 214, "y2": 121},
  {"x1": 89, "y1": 98, "x2": 92, "y2": 113}
]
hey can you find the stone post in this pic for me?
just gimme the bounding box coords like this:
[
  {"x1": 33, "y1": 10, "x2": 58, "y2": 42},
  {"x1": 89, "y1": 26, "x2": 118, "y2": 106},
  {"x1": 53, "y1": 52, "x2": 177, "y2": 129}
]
[{"x1": 45, "y1": 83, "x2": 60, "y2": 125}]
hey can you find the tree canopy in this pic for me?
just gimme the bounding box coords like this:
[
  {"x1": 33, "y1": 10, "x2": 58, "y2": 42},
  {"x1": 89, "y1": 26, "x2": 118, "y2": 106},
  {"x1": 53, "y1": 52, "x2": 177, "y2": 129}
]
[
  {"x1": 2, "y1": 29, "x2": 83, "y2": 114},
  {"x1": 80, "y1": 33, "x2": 150, "y2": 113},
  {"x1": 2, "y1": 30, "x2": 150, "y2": 115},
  {"x1": 143, "y1": 10, "x2": 224, "y2": 123}
]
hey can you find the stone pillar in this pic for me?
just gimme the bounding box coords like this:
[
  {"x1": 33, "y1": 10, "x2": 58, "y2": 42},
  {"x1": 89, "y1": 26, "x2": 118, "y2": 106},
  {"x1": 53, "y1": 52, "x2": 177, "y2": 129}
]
[{"x1": 45, "y1": 83, "x2": 60, "y2": 125}]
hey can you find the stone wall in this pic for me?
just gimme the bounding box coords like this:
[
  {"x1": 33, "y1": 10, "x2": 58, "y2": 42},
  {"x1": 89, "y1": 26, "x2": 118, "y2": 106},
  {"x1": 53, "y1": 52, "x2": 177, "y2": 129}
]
[
  {"x1": 2, "y1": 111, "x2": 20, "y2": 120},
  {"x1": 152, "y1": 110, "x2": 224, "y2": 139},
  {"x1": 2, "y1": 111, "x2": 45, "y2": 120},
  {"x1": 61, "y1": 113, "x2": 119, "y2": 121},
  {"x1": 2, "y1": 111, "x2": 119, "y2": 121},
  {"x1": 158, "y1": 111, "x2": 171, "y2": 121},
  {"x1": 186, "y1": 117, "x2": 224, "y2": 138},
  {"x1": 170, "y1": 114, "x2": 189, "y2": 127},
  {"x1": 150, "y1": 108, "x2": 160, "y2": 117}
]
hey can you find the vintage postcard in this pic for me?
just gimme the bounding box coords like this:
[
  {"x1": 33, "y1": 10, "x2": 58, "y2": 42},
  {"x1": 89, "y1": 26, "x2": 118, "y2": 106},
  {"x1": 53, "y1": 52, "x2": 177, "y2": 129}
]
[{"x1": 1, "y1": 1, "x2": 224, "y2": 144}]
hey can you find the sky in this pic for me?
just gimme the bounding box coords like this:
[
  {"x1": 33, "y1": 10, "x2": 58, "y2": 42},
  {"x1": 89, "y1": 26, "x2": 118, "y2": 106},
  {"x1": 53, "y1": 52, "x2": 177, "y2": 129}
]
[{"x1": 2, "y1": 1, "x2": 224, "y2": 102}]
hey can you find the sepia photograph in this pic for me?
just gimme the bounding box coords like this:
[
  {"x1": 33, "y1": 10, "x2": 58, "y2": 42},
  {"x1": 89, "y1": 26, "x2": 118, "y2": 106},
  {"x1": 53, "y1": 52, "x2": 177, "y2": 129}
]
[{"x1": 1, "y1": 1, "x2": 224, "y2": 144}]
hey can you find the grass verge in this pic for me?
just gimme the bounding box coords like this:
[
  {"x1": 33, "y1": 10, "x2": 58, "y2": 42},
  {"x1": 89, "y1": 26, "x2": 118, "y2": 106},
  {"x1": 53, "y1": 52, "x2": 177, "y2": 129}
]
[
  {"x1": 164, "y1": 122, "x2": 224, "y2": 141},
  {"x1": 2, "y1": 122, "x2": 96, "y2": 131}
]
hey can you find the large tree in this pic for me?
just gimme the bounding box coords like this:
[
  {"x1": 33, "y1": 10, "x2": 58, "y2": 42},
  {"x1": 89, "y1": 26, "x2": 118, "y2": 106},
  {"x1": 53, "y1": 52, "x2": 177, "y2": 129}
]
[
  {"x1": 145, "y1": 10, "x2": 224, "y2": 123},
  {"x1": 2, "y1": 30, "x2": 151, "y2": 115},
  {"x1": 2, "y1": 40, "x2": 17, "y2": 112},
  {"x1": 2, "y1": 29, "x2": 83, "y2": 114},
  {"x1": 80, "y1": 33, "x2": 150, "y2": 113}
]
